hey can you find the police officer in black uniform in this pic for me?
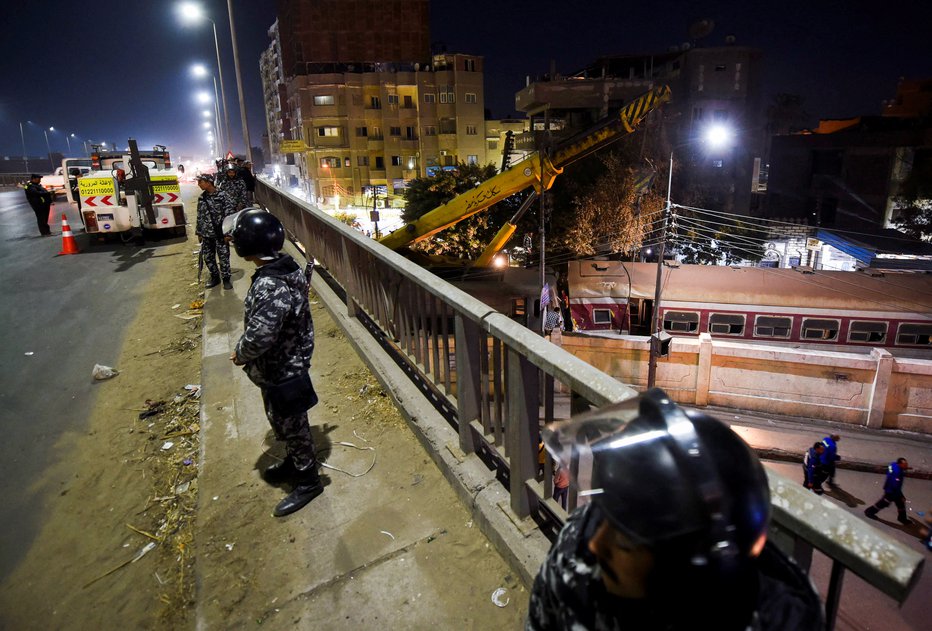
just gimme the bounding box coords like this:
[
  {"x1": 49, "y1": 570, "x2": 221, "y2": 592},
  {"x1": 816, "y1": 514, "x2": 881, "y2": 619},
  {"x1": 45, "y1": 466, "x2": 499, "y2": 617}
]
[
  {"x1": 527, "y1": 389, "x2": 823, "y2": 631},
  {"x1": 24, "y1": 174, "x2": 53, "y2": 236},
  {"x1": 228, "y1": 209, "x2": 323, "y2": 517}
]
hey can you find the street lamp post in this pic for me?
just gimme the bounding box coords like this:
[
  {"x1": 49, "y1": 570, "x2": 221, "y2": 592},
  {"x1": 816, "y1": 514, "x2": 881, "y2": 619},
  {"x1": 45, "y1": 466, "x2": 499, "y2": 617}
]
[
  {"x1": 226, "y1": 0, "x2": 252, "y2": 162},
  {"x1": 19, "y1": 122, "x2": 29, "y2": 173},
  {"x1": 178, "y1": 2, "x2": 232, "y2": 154},
  {"x1": 43, "y1": 128, "x2": 54, "y2": 171},
  {"x1": 646, "y1": 124, "x2": 733, "y2": 388}
]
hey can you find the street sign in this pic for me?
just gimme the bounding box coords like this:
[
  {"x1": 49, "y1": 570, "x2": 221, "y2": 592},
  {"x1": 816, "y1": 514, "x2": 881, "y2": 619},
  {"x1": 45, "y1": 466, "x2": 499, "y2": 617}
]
[
  {"x1": 806, "y1": 238, "x2": 821, "y2": 251},
  {"x1": 370, "y1": 211, "x2": 380, "y2": 222},
  {"x1": 280, "y1": 140, "x2": 309, "y2": 153},
  {"x1": 225, "y1": 150, "x2": 235, "y2": 161}
]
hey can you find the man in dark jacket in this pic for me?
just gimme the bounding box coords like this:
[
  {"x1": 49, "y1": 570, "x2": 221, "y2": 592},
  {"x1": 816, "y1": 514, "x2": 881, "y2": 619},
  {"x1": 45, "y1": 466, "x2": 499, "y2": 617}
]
[
  {"x1": 803, "y1": 442, "x2": 827, "y2": 494},
  {"x1": 865, "y1": 458, "x2": 910, "y2": 525},
  {"x1": 240, "y1": 161, "x2": 256, "y2": 204},
  {"x1": 24, "y1": 174, "x2": 53, "y2": 236},
  {"x1": 195, "y1": 174, "x2": 236, "y2": 289},
  {"x1": 219, "y1": 163, "x2": 248, "y2": 211},
  {"x1": 229, "y1": 209, "x2": 322, "y2": 517},
  {"x1": 527, "y1": 389, "x2": 823, "y2": 631},
  {"x1": 820, "y1": 434, "x2": 842, "y2": 486}
]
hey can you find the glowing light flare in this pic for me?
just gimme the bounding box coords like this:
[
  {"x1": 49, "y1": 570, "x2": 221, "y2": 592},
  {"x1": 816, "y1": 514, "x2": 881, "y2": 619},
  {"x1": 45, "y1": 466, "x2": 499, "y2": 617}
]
[
  {"x1": 704, "y1": 124, "x2": 733, "y2": 148},
  {"x1": 195, "y1": 91, "x2": 212, "y2": 104}
]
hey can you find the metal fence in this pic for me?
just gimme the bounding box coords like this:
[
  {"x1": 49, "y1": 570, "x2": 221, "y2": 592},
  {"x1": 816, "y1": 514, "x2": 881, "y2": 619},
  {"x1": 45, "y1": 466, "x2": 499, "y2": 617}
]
[
  {"x1": 0, "y1": 173, "x2": 30, "y2": 188},
  {"x1": 256, "y1": 179, "x2": 924, "y2": 629}
]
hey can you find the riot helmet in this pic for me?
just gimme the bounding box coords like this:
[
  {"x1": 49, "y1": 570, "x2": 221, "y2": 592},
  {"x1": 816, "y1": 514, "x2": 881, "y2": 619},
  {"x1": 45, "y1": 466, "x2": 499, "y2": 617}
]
[
  {"x1": 542, "y1": 388, "x2": 770, "y2": 577},
  {"x1": 228, "y1": 208, "x2": 285, "y2": 258}
]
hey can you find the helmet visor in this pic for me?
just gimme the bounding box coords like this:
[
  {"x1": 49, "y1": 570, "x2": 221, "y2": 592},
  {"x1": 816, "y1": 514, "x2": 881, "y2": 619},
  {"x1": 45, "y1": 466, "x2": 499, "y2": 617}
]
[{"x1": 221, "y1": 209, "x2": 245, "y2": 237}]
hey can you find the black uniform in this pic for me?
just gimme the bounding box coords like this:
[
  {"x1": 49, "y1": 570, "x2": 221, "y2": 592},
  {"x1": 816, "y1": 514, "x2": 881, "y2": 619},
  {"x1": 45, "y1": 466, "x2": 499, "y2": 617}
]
[
  {"x1": 234, "y1": 255, "x2": 317, "y2": 469},
  {"x1": 195, "y1": 188, "x2": 235, "y2": 281},
  {"x1": 24, "y1": 181, "x2": 53, "y2": 235},
  {"x1": 526, "y1": 503, "x2": 823, "y2": 631}
]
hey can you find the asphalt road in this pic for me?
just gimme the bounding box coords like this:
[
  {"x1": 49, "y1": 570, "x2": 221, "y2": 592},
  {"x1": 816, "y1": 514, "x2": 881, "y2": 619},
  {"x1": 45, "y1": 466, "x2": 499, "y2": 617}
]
[
  {"x1": 0, "y1": 191, "x2": 183, "y2": 581},
  {"x1": 765, "y1": 460, "x2": 930, "y2": 631}
]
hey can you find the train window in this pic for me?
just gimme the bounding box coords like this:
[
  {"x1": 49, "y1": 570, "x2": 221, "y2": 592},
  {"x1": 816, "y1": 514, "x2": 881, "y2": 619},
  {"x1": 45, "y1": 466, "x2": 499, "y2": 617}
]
[
  {"x1": 709, "y1": 313, "x2": 745, "y2": 335},
  {"x1": 896, "y1": 323, "x2": 932, "y2": 346},
  {"x1": 848, "y1": 321, "x2": 887, "y2": 343},
  {"x1": 801, "y1": 318, "x2": 840, "y2": 341},
  {"x1": 754, "y1": 315, "x2": 792, "y2": 338},
  {"x1": 663, "y1": 311, "x2": 699, "y2": 333},
  {"x1": 593, "y1": 309, "x2": 613, "y2": 325}
]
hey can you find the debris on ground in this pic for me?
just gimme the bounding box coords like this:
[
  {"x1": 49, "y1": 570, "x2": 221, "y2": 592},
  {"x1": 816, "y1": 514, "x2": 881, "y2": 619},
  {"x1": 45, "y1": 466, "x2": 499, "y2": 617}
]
[{"x1": 92, "y1": 364, "x2": 119, "y2": 380}]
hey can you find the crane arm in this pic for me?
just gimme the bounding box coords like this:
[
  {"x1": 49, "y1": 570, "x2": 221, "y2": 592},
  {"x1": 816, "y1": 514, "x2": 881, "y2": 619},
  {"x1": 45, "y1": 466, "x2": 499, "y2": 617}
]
[{"x1": 378, "y1": 85, "x2": 671, "y2": 253}]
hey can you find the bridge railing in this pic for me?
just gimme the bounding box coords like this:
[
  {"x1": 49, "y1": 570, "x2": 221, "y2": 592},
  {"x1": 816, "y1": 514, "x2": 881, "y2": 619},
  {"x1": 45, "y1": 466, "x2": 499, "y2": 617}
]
[{"x1": 256, "y1": 179, "x2": 924, "y2": 629}]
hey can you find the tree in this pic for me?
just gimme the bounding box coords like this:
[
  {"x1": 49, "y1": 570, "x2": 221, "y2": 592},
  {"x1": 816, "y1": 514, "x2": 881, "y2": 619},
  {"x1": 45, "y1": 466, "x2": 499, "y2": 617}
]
[
  {"x1": 891, "y1": 148, "x2": 932, "y2": 241},
  {"x1": 401, "y1": 162, "x2": 532, "y2": 260},
  {"x1": 766, "y1": 93, "x2": 810, "y2": 135}
]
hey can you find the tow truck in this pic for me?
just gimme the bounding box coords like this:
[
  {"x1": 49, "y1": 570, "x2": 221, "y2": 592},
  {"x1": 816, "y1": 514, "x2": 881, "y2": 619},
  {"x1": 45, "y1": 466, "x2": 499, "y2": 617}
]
[
  {"x1": 70, "y1": 140, "x2": 186, "y2": 237},
  {"x1": 378, "y1": 85, "x2": 671, "y2": 267}
]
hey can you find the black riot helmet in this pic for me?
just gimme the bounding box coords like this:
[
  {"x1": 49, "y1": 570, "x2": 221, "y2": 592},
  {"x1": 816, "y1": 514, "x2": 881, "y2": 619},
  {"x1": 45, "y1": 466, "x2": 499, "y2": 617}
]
[
  {"x1": 228, "y1": 208, "x2": 285, "y2": 258},
  {"x1": 543, "y1": 388, "x2": 770, "y2": 578}
]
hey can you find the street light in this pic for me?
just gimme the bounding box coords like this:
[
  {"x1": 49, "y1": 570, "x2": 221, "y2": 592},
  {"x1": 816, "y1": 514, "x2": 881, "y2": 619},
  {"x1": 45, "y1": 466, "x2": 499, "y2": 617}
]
[
  {"x1": 19, "y1": 122, "x2": 29, "y2": 173},
  {"x1": 177, "y1": 2, "x2": 235, "y2": 156},
  {"x1": 646, "y1": 123, "x2": 734, "y2": 388},
  {"x1": 43, "y1": 128, "x2": 54, "y2": 171},
  {"x1": 191, "y1": 63, "x2": 225, "y2": 150}
]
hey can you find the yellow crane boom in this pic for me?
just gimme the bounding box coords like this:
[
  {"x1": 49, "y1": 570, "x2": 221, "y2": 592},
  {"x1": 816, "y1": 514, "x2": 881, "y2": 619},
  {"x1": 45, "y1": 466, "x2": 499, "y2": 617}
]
[{"x1": 378, "y1": 85, "x2": 671, "y2": 256}]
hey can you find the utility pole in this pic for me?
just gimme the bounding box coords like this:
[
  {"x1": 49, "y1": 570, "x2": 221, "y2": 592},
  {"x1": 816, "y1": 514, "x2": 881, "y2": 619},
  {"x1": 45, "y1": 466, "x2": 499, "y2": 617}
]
[
  {"x1": 227, "y1": 0, "x2": 252, "y2": 163},
  {"x1": 19, "y1": 122, "x2": 29, "y2": 173},
  {"x1": 646, "y1": 151, "x2": 674, "y2": 388}
]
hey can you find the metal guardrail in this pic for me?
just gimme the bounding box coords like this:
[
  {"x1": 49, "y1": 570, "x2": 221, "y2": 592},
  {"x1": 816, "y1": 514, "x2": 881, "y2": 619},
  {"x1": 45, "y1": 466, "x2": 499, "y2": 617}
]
[
  {"x1": 0, "y1": 173, "x2": 31, "y2": 188},
  {"x1": 255, "y1": 178, "x2": 924, "y2": 628}
]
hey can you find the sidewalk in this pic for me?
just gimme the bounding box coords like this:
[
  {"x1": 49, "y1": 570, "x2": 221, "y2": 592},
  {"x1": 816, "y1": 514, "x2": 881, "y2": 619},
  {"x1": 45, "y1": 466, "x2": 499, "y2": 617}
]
[{"x1": 194, "y1": 245, "x2": 529, "y2": 630}]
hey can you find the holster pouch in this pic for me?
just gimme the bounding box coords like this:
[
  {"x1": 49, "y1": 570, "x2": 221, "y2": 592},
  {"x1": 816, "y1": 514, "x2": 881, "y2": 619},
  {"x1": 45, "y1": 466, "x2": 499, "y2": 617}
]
[{"x1": 265, "y1": 371, "x2": 318, "y2": 416}]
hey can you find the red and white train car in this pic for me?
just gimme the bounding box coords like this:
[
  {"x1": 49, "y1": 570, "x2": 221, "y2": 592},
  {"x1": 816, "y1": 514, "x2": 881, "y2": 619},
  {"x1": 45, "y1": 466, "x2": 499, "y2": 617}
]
[{"x1": 567, "y1": 261, "x2": 932, "y2": 350}]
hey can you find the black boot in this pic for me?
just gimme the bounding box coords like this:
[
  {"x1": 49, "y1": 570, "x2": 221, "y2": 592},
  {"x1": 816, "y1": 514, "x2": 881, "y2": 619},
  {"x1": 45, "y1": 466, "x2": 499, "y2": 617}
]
[
  {"x1": 273, "y1": 464, "x2": 323, "y2": 517},
  {"x1": 205, "y1": 274, "x2": 221, "y2": 288},
  {"x1": 222, "y1": 276, "x2": 233, "y2": 290},
  {"x1": 865, "y1": 506, "x2": 878, "y2": 519},
  {"x1": 262, "y1": 455, "x2": 296, "y2": 484}
]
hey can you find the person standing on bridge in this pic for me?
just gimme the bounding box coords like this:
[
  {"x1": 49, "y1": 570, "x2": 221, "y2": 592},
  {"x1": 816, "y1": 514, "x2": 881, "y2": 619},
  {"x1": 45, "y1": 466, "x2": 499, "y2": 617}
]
[
  {"x1": 803, "y1": 442, "x2": 827, "y2": 494},
  {"x1": 219, "y1": 163, "x2": 248, "y2": 212},
  {"x1": 865, "y1": 458, "x2": 911, "y2": 525},
  {"x1": 195, "y1": 174, "x2": 235, "y2": 290},
  {"x1": 228, "y1": 209, "x2": 323, "y2": 518},
  {"x1": 24, "y1": 174, "x2": 53, "y2": 236},
  {"x1": 528, "y1": 389, "x2": 822, "y2": 631}
]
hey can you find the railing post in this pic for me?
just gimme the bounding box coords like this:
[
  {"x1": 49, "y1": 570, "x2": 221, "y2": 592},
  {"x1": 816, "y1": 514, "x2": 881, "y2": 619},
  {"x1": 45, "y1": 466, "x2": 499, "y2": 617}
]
[
  {"x1": 340, "y1": 237, "x2": 360, "y2": 319},
  {"x1": 454, "y1": 315, "x2": 481, "y2": 454},
  {"x1": 507, "y1": 347, "x2": 539, "y2": 518},
  {"x1": 867, "y1": 348, "x2": 893, "y2": 428}
]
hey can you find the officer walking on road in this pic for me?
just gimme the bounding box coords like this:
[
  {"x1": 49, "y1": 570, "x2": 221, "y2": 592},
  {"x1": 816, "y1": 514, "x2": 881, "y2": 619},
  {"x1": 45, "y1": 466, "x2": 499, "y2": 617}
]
[
  {"x1": 228, "y1": 209, "x2": 323, "y2": 517},
  {"x1": 24, "y1": 174, "x2": 53, "y2": 236},
  {"x1": 528, "y1": 389, "x2": 822, "y2": 631},
  {"x1": 195, "y1": 174, "x2": 235, "y2": 290},
  {"x1": 865, "y1": 458, "x2": 911, "y2": 525},
  {"x1": 820, "y1": 434, "x2": 842, "y2": 487}
]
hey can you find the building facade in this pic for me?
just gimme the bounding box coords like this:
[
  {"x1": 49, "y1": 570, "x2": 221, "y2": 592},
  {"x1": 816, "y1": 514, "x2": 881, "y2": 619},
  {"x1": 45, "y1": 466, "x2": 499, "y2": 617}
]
[{"x1": 514, "y1": 41, "x2": 765, "y2": 215}]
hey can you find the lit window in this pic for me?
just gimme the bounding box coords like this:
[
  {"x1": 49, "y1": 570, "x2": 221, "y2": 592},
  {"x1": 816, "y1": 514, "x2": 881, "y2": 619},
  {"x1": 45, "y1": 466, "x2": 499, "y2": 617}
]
[
  {"x1": 465, "y1": 93, "x2": 477, "y2": 104},
  {"x1": 467, "y1": 154, "x2": 478, "y2": 165},
  {"x1": 466, "y1": 125, "x2": 477, "y2": 135},
  {"x1": 712, "y1": 159, "x2": 723, "y2": 168},
  {"x1": 313, "y1": 95, "x2": 334, "y2": 106},
  {"x1": 318, "y1": 126, "x2": 339, "y2": 137},
  {"x1": 319, "y1": 157, "x2": 340, "y2": 168}
]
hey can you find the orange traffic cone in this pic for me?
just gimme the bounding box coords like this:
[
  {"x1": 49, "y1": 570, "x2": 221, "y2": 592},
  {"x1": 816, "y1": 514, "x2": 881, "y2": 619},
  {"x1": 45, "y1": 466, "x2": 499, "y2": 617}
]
[{"x1": 58, "y1": 214, "x2": 80, "y2": 255}]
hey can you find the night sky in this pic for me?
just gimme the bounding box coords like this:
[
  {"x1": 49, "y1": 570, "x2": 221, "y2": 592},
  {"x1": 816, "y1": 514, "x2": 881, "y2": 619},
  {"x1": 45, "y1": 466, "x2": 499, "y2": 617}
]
[{"x1": 2, "y1": 1, "x2": 930, "y2": 163}]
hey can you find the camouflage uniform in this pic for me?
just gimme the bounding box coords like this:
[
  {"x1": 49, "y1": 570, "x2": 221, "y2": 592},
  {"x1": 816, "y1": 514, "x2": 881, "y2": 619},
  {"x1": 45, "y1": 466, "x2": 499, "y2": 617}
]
[
  {"x1": 219, "y1": 175, "x2": 248, "y2": 211},
  {"x1": 234, "y1": 255, "x2": 317, "y2": 469},
  {"x1": 526, "y1": 503, "x2": 822, "y2": 631},
  {"x1": 196, "y1": 188, "x2": 235, "y2": 280}
]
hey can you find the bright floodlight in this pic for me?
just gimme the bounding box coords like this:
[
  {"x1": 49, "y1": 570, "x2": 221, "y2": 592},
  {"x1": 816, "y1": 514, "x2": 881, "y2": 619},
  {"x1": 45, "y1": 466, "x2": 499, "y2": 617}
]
[
  {"x1": 202, "y1": 122, "x2": 211, "y2": 129},
  {"x1": 70, "y1": 133, "x2": 75, "y2": 137},
  {"x1": 49, "y1": 126, "x2": 55, "y2": 131},
  {"x1": 191, "y1": 64, "x2": 209, "y2": 78},
  {"x1": 202, "y1": 110, "x2": 212, "y2": 117},
  {"x1": 196, "y1": 91, "x2": 212, "y2": 104},
  {"x1": 177, "y1": 2, "x2": 205, "y2": 24},
  {"x1": 704, "y1": 124, "x2": 732, "y2": 148}
]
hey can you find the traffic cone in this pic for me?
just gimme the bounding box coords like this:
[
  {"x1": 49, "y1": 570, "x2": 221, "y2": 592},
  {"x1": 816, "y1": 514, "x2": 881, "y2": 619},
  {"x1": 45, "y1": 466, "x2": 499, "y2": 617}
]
[{"x1": 58, "y1": 214, "x2": 80, "y2": 255}]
